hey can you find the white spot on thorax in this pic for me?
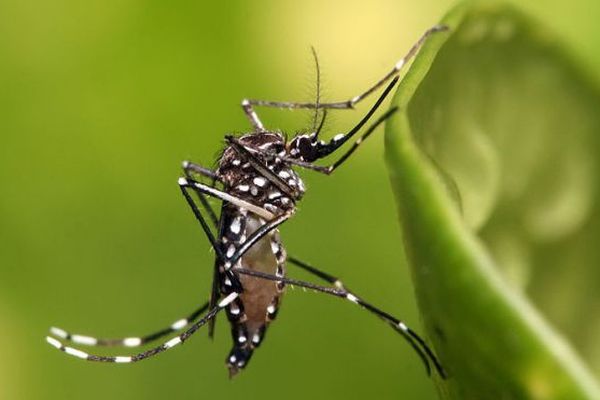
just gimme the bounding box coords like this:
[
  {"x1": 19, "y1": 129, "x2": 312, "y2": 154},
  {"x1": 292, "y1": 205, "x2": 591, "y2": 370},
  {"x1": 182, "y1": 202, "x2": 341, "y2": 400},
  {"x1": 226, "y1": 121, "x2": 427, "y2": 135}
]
[
  {"x1": 268, "y1": 191, "x2": 281, "y2": 200},
  {"x1": 253, "y1": 177, "x2": 267, "y2": 187}
]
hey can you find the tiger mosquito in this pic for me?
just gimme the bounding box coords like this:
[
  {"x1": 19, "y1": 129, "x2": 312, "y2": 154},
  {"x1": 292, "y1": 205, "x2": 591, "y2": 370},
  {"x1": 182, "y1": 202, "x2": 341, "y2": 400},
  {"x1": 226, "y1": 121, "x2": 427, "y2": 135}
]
[{"x1": 47, "y1": 25, "x2": 448, "y2": 378}]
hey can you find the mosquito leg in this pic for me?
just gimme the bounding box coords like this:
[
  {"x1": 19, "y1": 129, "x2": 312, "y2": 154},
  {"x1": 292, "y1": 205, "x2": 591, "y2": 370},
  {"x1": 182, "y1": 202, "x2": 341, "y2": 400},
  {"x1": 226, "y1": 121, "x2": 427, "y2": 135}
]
[
  {"x1": 181, "y1": 162, "x2": 221, "y2": 232},
  {"x1": 178, "y1": 177, "x2": 274, "y2": 221},
  {"x1": 179, "y1": 181, "x2": 247, "y2": 294},
  {"x1": 182, "y1": 161, "x2": 222, "y2": 182},
  {"x1": 241, "y1": 99, "x2": 265, "y2": 131},
  {"x1": 305, "y1": 74, "x2": 398, "y2": 158},
  {"x1": 287, "y1": 256, "x2": 347, "y2": 290},
  {"x1": 49, "y1": 301, "x2": 210, "y2": 348},
  {"x1": 285, "y1": 256, "x2": 447, "y2": 377},
  {"x1": 178, "y1": 164, "x2": 225, "y2": 338},
  {"x1": 234, "y1": 268, "x2": 445, "y2": 378},
  {"x1": 179, "y1": 182, "x2": 225, "y2": 259},
  {"x1": 244, "y1": 26, "x2": 447, "y2": 112},
  {"x1": 46, "y1": 293, "x2": 239, "y2": 363}
]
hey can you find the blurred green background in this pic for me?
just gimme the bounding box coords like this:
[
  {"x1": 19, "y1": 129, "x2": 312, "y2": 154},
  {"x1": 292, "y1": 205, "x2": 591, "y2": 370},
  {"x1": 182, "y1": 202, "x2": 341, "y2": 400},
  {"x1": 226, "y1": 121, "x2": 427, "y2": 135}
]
[{"x1": 1, "y1": 1, "x2": 599, "y2": 399}]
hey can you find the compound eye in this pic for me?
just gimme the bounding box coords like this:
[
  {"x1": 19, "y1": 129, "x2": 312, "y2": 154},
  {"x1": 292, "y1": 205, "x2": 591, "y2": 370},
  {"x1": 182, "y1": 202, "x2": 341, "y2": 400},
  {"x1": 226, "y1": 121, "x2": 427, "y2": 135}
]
[{"x1": 298, "y1": 137, "x2": 317, "y2": 161}]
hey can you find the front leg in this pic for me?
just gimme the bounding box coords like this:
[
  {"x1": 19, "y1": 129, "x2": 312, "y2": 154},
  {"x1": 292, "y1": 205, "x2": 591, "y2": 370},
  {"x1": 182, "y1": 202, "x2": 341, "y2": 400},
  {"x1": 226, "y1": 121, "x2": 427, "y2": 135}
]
[
  {"x1": 242, "y1": 26, "x2": 448, "y2": 113},
  {"x1": 241, "y1": 99, "x2": 266, "y2": 131}
]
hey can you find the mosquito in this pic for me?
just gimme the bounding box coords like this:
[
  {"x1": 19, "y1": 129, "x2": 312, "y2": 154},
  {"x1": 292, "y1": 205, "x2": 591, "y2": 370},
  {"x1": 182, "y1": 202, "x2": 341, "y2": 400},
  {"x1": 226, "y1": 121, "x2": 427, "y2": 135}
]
[{"x1": 47, "y1": 25, "x2": 448, "y2": 378}]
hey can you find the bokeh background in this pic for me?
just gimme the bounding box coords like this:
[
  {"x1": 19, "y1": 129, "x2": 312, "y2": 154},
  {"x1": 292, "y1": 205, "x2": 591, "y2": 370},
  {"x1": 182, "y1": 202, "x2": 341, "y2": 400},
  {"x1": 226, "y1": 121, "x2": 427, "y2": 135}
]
[{"x1": 1, "y1": 1, "x2": 599, "y2": 399}]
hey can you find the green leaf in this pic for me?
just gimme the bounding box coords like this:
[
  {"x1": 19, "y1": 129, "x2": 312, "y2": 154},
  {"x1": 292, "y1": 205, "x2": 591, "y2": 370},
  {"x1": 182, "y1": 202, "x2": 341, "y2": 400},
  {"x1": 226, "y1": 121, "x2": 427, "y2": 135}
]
[{"x1": 385, "y1": 1, "x2": 600, "y2": 398}]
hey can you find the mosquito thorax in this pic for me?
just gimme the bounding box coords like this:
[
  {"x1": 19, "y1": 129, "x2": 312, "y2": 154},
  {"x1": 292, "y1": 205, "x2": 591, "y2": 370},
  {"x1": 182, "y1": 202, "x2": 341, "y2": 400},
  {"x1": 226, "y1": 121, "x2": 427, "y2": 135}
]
[{"x1": 217, "y1": 132, "x2": 306, "y2": 212}]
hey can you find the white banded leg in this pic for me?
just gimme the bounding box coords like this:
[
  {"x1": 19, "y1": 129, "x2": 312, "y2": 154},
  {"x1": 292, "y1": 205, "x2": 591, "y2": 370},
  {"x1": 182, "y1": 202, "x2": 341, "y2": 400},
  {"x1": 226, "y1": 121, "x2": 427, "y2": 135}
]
[
  {"x1": 242, "y1": 26, "x2": 447, "y2": 112},
  {"x1": 49, "y1": 301, "x2": 210, "y2": 348},
  {"x1": 46, "y1": 293, "x2": 239, "y2": 363},
  {"x1": 234, "y1": 268, "x2": 446, "y2": 378},
  {"x1": 180, "y1": 162, "x2": 222, "y2": 337}
]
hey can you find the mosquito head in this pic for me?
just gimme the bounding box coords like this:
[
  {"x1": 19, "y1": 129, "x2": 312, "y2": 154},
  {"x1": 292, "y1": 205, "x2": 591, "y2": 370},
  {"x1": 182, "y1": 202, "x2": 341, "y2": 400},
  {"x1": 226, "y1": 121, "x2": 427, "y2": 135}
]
[
  {"x1": 287, "y1": 133, "x2": 317, "y2": 162},
  {"x1": 287, "y1": 109, "x2": 329, "y2": 162}
]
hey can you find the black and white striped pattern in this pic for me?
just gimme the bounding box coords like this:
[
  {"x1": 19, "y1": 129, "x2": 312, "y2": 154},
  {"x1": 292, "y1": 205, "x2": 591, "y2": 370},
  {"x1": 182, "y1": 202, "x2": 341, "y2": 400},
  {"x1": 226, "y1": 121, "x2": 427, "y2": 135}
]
[
  {"x1": 46, "y1": 293, "x2": 239, "y2": 363},
  {"x1": 48, "y1": 302, "x2": 210, "y2": 348}
]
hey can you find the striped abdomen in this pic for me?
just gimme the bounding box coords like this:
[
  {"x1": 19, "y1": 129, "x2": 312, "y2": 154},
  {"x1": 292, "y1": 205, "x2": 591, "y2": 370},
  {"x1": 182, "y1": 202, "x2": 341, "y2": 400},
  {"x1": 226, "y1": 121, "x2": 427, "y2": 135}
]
[{"x1": 218, "y1": 204, "x2": 286, "y2": 376}]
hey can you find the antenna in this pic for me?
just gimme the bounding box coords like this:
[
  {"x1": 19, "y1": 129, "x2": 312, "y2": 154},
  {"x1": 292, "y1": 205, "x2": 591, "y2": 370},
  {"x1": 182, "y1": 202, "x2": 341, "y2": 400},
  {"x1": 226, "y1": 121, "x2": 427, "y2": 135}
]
[{"x1": 310, "y1": 46, "x2": 321, "y2": 134}]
